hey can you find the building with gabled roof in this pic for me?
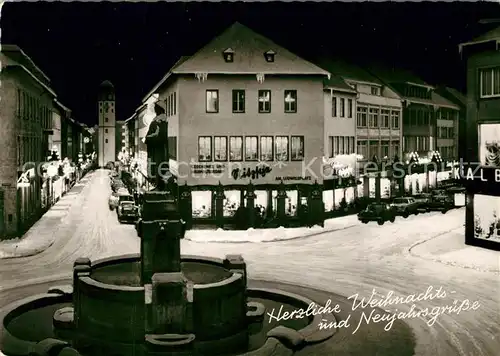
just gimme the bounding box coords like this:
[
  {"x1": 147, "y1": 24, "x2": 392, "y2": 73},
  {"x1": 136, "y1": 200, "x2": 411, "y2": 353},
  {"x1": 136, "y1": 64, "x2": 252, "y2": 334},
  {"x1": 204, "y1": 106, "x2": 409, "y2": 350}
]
[
  {"x1": 136, "y1": 21, "x2": 331, "y2": 227},
  {"x1": 459, "y1": 24, "x2": 500, "y2": 251}
]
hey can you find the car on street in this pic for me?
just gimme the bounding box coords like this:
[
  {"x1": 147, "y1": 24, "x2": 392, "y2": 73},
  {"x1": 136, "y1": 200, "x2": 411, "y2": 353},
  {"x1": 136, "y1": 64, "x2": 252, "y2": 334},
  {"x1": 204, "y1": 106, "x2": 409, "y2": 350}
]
[
  {"x1": 358, "y1": 203, "x2": 396, "y2": 225},
  {"x1": 390, "y1": 197, "x2": 419, "y2": 218},
  {"x1": 111, "y1": 179, "x2": 126, "y2": 192},
  {"x1": 117, "y1": 201, "x2": 139, "y2": 223},
  {"x1": 412, "y1": 193, "x2": 432, "y2": 213},
  {"x1": 108, "y1": 192, "x2": 119, "y2": 210},
  {"x1": 428, "y1": 190, "x2": 455, "y2": 214}
]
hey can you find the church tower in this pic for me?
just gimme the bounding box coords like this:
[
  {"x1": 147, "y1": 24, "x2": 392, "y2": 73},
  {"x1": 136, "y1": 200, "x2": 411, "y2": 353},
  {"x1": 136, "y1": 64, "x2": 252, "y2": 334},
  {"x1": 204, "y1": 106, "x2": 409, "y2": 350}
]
[{"x1": 98, "y1": 80, "x2": 116, "y2": 167}]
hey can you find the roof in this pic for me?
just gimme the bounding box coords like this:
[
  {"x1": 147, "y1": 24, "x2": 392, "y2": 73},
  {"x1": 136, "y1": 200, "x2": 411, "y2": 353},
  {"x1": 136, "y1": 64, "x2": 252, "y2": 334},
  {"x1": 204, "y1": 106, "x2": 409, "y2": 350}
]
[
  {"x1": 323, "y1": 74, "x2": 357, "y2": 93},
  {"x1": 54, "y1": 99, "x2": 71, "y2": 113},
  {"x1": 100, "y1": 80, "x2": 114, "y2": 88},
  {"x1": 459, "y1": 25, "x2": 500, "y2": 52},
  {"x1": 367, "y1": 65, "x2": 432, "y2": 88},
  {"x1": 172, "y1": 22, "x2": 330, "y2": 76},
  {"x1": 142, "y1": 56, "x2": 190, "y2": 102},
  {"x1": 316, "y1": 58, "x2": 383, "y2": 85},
  {"x1": 1, "y1": 44, "x2": 51, "y2": 84},
  {"x1": 437, "y1": 87, "x2": 467, "y2": 107},
  {"x1": 4, "y1": 63, "x2": 56, "y2": 97}
]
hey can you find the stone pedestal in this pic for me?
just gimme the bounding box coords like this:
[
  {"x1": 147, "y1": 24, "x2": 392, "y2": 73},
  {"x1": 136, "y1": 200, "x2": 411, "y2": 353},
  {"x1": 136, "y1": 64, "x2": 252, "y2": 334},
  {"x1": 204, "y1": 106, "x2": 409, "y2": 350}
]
[{"x1": 150, "y1": 272, "x2": 190, "y2": 335}]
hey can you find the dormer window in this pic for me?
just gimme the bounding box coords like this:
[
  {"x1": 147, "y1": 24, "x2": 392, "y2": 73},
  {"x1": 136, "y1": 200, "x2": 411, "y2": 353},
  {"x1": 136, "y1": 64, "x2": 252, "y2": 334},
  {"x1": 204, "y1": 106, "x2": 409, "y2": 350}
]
[
  {"x1": 264, "y1": 50, "x2": 276, "y2": 63},
  {"x1": 223, "y1": 48, "x2": 234, "y2": 62}
]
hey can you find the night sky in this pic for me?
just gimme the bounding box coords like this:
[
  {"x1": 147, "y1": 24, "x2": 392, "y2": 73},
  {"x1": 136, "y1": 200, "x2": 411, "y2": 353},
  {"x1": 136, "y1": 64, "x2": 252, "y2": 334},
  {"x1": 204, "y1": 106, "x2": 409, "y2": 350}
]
[{"x1": 3, "y1": 1, "x2": 500, "y2": 126}]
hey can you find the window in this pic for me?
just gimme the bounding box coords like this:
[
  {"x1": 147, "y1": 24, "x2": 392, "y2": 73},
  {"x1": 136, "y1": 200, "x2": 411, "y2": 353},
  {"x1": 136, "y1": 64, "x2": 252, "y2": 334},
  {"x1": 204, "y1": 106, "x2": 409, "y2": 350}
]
[
  {"x1": 105, "y1": 117, "x2": 108, "y2": 123},
  {"x1": 198, "y1": 136, "x2": 212, "y2": 162},
  {"x1": 479, "y1": 67, "x2": 500, "y2": 97},
  {"x1": 214, "y1": 136, "x2": 227, "y2": 161},
  {"x1": 357, "y1": 140, "x2": 368, "y2": 158},
  {"x1": 284, "y1": 90, "x2": 297, "y2": 113},
  {"x1": 245, "y1": 136, "x2": 258, "y2": 161},
  {"x1": 369, "y1": 108, "x2": 379, "y2": 128},
  {"x1": 230, "y1": 136, "x2": 243, "y2": 161},
  {"x1": 105, "y1": 129, "x2": 108, "y2": 133},
  {"x1": 17, "y1": 136, "x2": 21, "y2": 166},
  {"x1": 381, "y1": 141, "x2": 390, "y2": 158},
  {"x1": 260, "y1": 136, "x2": 273, "y2": 161},
  {"x1": 391, "y1": 141, "x2": 400, "y2": 158},
  {"x1": 173, "y1": 92, "x2": 176, "y2": 115},
  {"x1": 380, "y1": 109, "x2": 390, "y2": 128},
  {"x1": 275, "y1": 136, "x2": 289, "y2": 161},
  {"x1": 357, "y1": 106, "x2": 367, "y2": 127},
  {"x1": 206, "y1": 90, "x2": 219, "y2": 113},
  {"x1": 391, "y1": 110, "x2": 400, "y2": 129},
  {"x1": 291, "y1": 136, "x2": 304, "y2": 161},
  {"x1": 223, "y1": 48, "x2": 234, "y2": 62},
  {"x1": 369, "y1": 140, "x2": 379, "y2": 159},
  {"x1": 105, "y1": 139, "x2": 108, "y2": 144},
  {"x1": 339, "y1": 98, "x2": 345, "y2": 117},
  {"x1": 258, "y1": 90, "x2": 271, "y2": 113},
  {"x1": 166, "y1": 96, "x2": 170, "y2": 116},
  {"x1": 448, "y1": 127, "x2": 454, "y2": 138},
  {"x1": 347, "y1": 99, "x2": 353, "y2": 118},
  {"x1": 232, "y1": 90, "x2": 245, "y2": 113},
  {"x1": 168, "y1": 137, "x2": 177, "y2": 160},
  {"x1": 371, "y1": 86, "x2": 380, "y2": 95},
  {"x1": 264, "y1": 50, "x2": 276, "y2": 62},
  {"x1": 331, "y1": 96, "x2": 337, "y2": 117}
]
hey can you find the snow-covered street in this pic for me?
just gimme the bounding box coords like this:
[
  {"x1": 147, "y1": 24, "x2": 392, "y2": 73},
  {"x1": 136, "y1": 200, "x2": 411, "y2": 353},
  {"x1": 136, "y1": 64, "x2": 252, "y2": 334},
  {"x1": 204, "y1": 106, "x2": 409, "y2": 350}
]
[{"x1": 0, "y1": 169, "x2": 498, "y2": 356}]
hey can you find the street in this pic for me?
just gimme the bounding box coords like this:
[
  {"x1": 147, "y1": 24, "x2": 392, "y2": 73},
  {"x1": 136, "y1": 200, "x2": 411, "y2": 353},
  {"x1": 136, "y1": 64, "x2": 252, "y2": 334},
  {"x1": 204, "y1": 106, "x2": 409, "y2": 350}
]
[{"x1": 0, "y1": 169, "x2": 498, "y2": 356}]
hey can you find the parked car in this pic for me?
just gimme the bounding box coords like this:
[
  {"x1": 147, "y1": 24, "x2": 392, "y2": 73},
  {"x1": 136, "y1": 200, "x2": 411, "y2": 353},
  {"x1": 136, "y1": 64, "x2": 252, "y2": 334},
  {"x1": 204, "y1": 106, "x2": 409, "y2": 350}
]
[
  {"x1": 111, "y1": 180, "x2": 125, "y2": 192},
  {"x1": 358, "y1": 203, "x2": 396, "y2": 225},
  {"x1": 117, "y1": 201, "x2": 139, "y2": 223},
  {"x1": 108, "y1": 192, "x2": 119, "y2": 210},
  {"x1": 413, "y1": 193, "x2": 432, "y2": 213},
  {"x1": 428, "y1": 190, "x2": 454, "y2": 214},
  {"x1": 390, "y1": 197, "x2": 419, "y2": 218}
]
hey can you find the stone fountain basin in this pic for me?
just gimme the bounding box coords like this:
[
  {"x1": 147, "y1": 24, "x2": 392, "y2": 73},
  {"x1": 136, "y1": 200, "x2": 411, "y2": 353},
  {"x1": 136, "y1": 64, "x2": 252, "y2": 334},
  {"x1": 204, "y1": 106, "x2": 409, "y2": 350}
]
[{"x1": 0, "y1": 254, "x2": 336, "y2": 356}]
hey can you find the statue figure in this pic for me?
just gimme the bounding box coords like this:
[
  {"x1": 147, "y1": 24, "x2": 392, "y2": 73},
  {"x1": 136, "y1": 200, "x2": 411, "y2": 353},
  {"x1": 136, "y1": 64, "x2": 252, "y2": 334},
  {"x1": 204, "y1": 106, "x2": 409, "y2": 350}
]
[{"x1": 145, "y1": 100, "x2": 171, "y2": 190}]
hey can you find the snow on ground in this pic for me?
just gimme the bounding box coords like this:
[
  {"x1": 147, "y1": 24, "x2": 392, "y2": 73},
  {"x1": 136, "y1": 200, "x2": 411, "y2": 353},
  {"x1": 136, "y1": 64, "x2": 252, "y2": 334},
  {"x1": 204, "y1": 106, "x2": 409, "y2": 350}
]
[
  {"x1": 410, "y1": 227, "x2": 500, "y2": 273},
  {"x1": 183, "y1": 214, "x2": 359, "y2": 243},
  {"x1": 0, "y1": 174, "x2": 94, "y2": 259}
]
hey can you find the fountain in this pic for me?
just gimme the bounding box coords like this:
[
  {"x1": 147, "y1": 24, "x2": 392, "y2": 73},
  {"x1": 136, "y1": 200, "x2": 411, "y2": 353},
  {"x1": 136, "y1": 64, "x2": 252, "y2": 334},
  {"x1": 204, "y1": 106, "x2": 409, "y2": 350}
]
[{"x1": 0, "y1": 101, "x2": 336, "y2": 356}]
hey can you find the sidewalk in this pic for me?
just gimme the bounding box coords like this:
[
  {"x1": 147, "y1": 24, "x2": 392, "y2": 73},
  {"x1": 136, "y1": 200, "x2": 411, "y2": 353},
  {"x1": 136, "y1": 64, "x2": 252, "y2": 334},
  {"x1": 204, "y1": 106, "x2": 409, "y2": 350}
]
[
  {"x1": 0, "y1": 172, "x2": 95, "y2": 259},
  {"x1": 409, "y1": 228, "x2": 500, "y2": 273},
  {"x1": 183, "y1": 214, "x2": 359, "y2": 243}
]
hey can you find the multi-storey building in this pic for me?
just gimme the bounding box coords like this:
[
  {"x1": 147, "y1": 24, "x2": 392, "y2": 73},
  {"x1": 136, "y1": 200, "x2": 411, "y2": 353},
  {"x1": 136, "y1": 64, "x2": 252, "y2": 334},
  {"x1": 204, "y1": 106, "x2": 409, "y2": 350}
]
[
  {"x1": 368, "y1": 66, "x2": 460, "y2": 162},
  {"x1": 324, "y1": 60, "x2": 403, "y2": 165},
  {"x1": 0, "y1": 45, "x2": 57, "y2": 237},
  {"x1": 115, "y1": 120, "x2": 126, "y2": 158},
  {"x1": 136, "y1": 22, "x2": 330, "y2": 222},
  {"x1": 459, "y1": 26, "x2": 500, "y2": 250},
  {"x1": 97, "y1": 80, "x2": 116, "y2": 167}
]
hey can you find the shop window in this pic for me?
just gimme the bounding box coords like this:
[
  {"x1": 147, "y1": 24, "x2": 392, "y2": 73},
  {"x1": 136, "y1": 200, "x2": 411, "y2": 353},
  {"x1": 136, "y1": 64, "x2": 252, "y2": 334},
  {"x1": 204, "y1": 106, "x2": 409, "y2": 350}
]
[
  {"x1": 229, "y1": 136, "x2": 243, "y2": 161},
  {"x1": 275, "y1": 136, "x2": 289, "y2": 161},
  {"x1": 223, "y1": 190, "x2": 240, "y2": 217},
  {"x1": 192, "y1": 191, "x2": 212, "y2": 218},
  {"x1": 198, "y1": 136, "x2": 212, "y2": 162},
  {"x1": 291, "y1": 136, "x2": 304, "y2": 161},
  {"x1": 245, "y1": 136, "x2": 258, "y2": 161},
  {"x1": 260, "y1": 136, "x2": 273, "y2": 161}
]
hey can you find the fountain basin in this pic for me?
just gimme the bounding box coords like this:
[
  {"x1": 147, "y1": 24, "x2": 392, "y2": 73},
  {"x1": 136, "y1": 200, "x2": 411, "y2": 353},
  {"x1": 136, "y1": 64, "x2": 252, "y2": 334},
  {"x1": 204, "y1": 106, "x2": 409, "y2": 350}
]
[{"x1": 0, "y1": 254, "x2": 335, "y2": 356}]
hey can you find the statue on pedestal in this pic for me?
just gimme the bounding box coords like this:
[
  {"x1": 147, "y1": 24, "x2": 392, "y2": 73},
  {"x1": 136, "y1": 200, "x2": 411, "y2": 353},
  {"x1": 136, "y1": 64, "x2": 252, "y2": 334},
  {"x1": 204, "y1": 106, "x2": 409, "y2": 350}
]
[{"x1": 145, "y1": 100, "x2": 172, "y2": 191}]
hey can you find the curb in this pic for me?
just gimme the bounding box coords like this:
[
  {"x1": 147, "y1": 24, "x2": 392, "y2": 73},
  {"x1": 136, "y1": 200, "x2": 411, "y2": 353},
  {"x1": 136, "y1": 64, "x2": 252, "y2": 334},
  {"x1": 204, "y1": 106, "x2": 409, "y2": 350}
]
[
  {"x1": 0, "y1": 171, "x2": 96, "y2": 260},
  {"x1": 407, "y1": 229, "x2": 500, "y2": 274},
  {"x1": 183, "y1": 222, "x2": 359, "y2": 244}
]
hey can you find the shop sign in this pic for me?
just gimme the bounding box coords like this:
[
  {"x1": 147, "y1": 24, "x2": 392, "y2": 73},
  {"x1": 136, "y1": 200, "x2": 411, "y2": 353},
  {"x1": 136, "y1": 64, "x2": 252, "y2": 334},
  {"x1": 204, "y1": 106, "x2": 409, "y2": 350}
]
[
  {"x1": 456, "y1": 166, "x2": 500, "y2": 183},
  {"x1": 231, "y1": 165, "x2": 272, "y2": 180},
  {"x1": 275, "y1": 176, "x2": 312, "y2": 181},
  {"x1": 192, "y1": 163, "x2": 225, "y2": 174}
]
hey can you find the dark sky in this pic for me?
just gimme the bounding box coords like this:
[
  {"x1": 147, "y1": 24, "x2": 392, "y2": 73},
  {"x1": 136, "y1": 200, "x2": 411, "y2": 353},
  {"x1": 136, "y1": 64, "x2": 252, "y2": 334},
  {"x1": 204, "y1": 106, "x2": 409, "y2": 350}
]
[{"x1": 2, "y1": 1, "x2": 500, "y2": 126}]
